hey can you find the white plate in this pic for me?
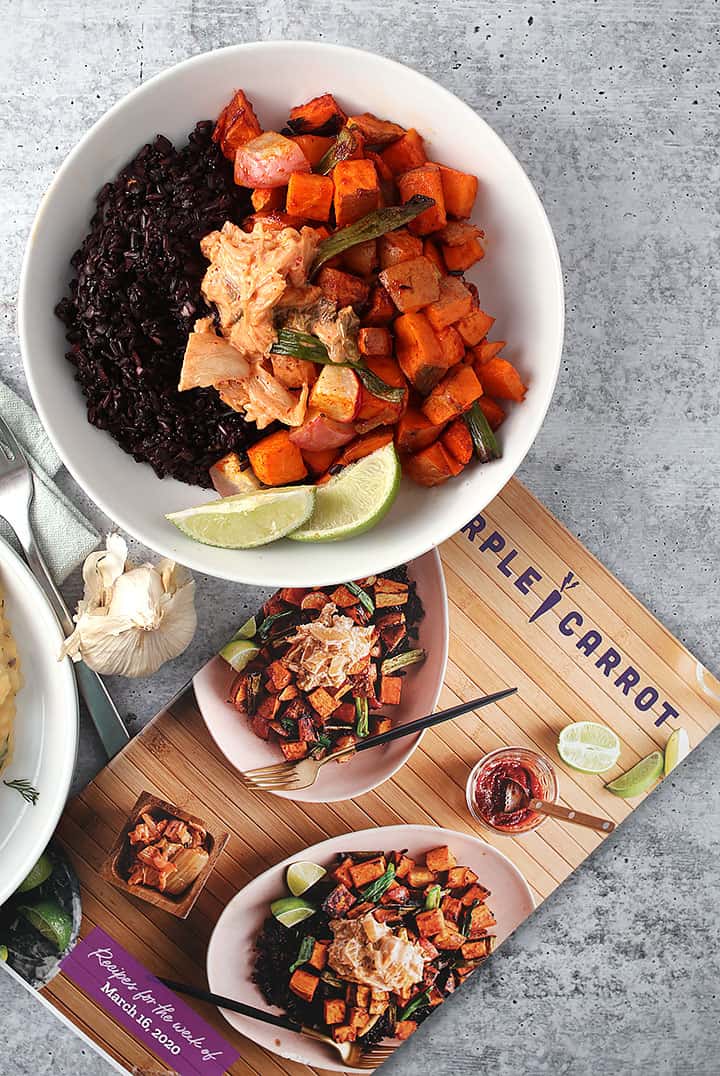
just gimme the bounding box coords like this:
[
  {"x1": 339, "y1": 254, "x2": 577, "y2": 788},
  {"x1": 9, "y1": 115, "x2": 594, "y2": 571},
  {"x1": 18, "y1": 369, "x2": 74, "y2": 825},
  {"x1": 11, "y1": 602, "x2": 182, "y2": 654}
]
[
  {"x1": 0, "y1": 539, "x2": 78, "y2": 905},
  {"x1": 206, "y1": 824, "x2": 535, "y2": 1072},
  {"x1": 20, "y1": 41, "x2": 563, "y2": 587},
  {"x1": 193, "y1": 549, "x2": 448, "y2": 802}
]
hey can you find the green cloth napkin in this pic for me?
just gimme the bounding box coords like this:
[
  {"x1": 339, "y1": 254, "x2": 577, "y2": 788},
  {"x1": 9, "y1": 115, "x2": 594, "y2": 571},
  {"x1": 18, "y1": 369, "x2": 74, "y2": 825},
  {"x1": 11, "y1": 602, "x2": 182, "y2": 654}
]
[{"x1": 0, "y1": 380, "x2": 99, "y2": 582}]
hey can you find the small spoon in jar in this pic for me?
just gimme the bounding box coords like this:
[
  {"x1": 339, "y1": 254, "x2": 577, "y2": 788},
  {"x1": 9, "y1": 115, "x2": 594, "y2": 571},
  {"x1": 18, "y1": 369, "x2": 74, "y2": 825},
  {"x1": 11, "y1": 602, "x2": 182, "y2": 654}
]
[{"x1": 503, "y1": 778, "x2": 615, "y2": 834}]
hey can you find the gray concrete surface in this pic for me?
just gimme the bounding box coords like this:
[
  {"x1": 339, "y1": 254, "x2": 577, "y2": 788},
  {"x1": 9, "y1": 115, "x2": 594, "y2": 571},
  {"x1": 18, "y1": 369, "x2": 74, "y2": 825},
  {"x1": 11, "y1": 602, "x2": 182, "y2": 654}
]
[{"x1": 1, "y1": 0, "x2": 718, "y2": 1072}]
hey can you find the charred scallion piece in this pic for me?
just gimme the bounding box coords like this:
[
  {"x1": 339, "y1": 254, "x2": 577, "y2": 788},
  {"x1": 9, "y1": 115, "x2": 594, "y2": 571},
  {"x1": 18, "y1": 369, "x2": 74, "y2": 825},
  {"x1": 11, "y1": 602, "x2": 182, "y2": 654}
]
[
  {"x1": 311, "y1": 196, "x2": 435, "y2": 274},
  {"x1": 424, "y1": 884, "x2": 442, "y2": 910},
  {"x1": 315, "y1": 126, "x2": 363, "y2": 175},
  {"x1": 380, "y1": 648, "x2": 426, "y2": 676},
  {"x1": 289, "y1": 934, "x2": 315, "y2": 973},
  {"x1": 359, "y1": 862, "x2": 396, "y2": 902},
  {"x1": 354, "y1": 696, "x2": 370, "y2": 739},
  {"x1": 346, "y1": 581, "x2": 374, "y2": 615},
  {"x1": 398, "y1": 988, "x2": 431, "y2": 1021},
  {"x1": 271, "y1": 330, "x2": 405, "y2": 403},
  {"x1": 257, "y1": 610, "x2": 294, "y2": 642},
  {"x1": 463, "y1": 402, "x2": 501, "y2": 463}
]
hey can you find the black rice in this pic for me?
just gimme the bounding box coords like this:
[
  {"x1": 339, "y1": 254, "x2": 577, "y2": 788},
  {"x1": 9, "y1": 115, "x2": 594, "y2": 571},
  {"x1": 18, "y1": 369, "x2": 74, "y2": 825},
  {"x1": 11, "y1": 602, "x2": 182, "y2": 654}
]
[{"x1": 55, "y1": 122, "x2": 256, "y2": 487}]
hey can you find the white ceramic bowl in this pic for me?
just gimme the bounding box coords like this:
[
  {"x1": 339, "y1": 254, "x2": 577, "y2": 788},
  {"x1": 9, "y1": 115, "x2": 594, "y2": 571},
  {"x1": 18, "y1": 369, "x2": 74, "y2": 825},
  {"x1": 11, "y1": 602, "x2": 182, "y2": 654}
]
[
  {"x1": 0, "y1": 539, "x2": 78, "y2": 905},
  {"x1": 20, "y1": 41, "x2": 563, "y2": 587},
  {"x1": 193, "y1": 549, "x2": 448, "y2": 802},
  {"x1": 207, "y1": 824, "x2": 535, "y2": 1072}
]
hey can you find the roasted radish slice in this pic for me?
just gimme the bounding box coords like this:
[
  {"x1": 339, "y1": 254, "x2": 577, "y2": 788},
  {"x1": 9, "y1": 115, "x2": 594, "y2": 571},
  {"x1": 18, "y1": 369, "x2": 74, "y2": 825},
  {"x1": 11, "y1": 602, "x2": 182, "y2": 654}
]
[
  {"x1": 288, "y1": 411, "x2": 356, "y2": 451},
  {"x1": 234, "y1": 132, "x2": 311, "y2": 189},
  {"x1": 308, "y1": 365, "x2": 362, "y2": 423}
]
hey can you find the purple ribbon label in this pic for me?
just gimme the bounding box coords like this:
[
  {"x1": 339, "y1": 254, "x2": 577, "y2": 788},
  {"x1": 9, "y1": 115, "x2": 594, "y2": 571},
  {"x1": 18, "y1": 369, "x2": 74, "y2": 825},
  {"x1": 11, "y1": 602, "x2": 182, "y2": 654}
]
[{"x1": 61, "y1": 927, "x2": 240, "y2": 1076}]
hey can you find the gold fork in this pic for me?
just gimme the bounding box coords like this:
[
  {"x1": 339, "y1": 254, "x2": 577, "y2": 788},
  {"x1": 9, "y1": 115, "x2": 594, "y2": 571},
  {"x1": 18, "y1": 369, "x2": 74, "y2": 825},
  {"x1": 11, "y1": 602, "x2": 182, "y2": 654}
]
[
  {"x1": 241, "y1": 687, "x2": 518, "y2": 793},
  {"x1": 162, "y1": 978, "x2": 395, "y2": 1068}
]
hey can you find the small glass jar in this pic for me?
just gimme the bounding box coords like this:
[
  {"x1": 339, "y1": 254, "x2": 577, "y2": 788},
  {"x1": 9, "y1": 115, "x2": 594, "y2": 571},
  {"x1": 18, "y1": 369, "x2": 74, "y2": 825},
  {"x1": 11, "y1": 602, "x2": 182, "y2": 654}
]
[{"x1": 465, "y1": 746, "x2": 558, "y2": 835}]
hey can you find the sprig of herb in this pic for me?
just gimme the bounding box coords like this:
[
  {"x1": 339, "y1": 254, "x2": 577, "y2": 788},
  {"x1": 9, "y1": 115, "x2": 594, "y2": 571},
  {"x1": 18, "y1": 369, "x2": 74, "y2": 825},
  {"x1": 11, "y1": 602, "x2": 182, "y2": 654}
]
[{"x1": 3, "y1": 779, "x2": 39, "y2": 806}]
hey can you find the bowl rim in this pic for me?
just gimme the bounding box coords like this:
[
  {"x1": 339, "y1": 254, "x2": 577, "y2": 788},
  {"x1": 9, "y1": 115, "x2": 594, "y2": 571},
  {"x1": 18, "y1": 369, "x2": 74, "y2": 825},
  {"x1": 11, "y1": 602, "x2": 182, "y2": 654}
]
[{"x1": 19, "y1": 40, "x2": 564, "y2": 585}]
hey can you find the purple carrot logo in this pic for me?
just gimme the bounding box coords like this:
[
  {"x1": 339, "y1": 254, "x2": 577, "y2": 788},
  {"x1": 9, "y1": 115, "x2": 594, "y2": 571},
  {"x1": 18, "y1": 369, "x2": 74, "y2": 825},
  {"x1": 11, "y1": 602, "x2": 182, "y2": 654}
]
[{"x1": 529, "y1": 571, "x2": 580, "y2": 623}]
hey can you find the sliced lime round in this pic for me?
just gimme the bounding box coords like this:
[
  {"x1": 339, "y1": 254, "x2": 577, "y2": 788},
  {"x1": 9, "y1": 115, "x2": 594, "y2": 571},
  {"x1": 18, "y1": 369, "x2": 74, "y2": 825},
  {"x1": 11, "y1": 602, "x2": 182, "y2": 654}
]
[
  {"x1": 664, "y1": 728, "x2": 690, "y2": 776},
  {"x1": 219, "y1": 638, "x2": 260, "y2": 672},
  {"x1": 606, "y1": 751, "x2": 664, "y2": 798},
  {"x1": 15, "y1": 853, "x2": 53, "y2": 893},
  {"x1": 558, "y1": 722, "x2": 621, "y2": 774},
  {"x1": 270, "y1": 896, "x2": 317, "y2": 928},
  {"x1": 286, "y1": 861, "x2": 327, "y2": 897},
  {"x1": 18, "y1": 901, "x2": 73, "y2": 952},
  {"x1": 288, "y1": 443, "x2": 400, "y2": 543},
  {"x1": 167, "y1": 486, "x2": 316, "y2": 549}
]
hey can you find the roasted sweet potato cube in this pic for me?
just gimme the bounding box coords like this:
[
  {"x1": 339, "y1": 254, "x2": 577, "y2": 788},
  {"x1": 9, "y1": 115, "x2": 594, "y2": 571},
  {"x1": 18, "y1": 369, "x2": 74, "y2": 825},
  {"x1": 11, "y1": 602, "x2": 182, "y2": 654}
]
[
  {"x1": 308, "y1": 687, "x2": 341, "y2": 719},
  {"x1": 425, "y1": 277, "x2": 474, "y2": 331},
  {"x1": 461, "y1": 883, "x2": 491, "y2": 906},
  {"x1": 442, "y1": 418, "x2": 474, "y2": 465},
  {"x1": 301, "y1": 447, "x2": 340, "y2": 475},
  {"x1": 347, "y1": 112, "x2": 406, "y2": 145},
  {"x1": 332, "y1": 857, "x2": 355, "y2": 888},
  {"x1": 289, "y1": 93, "x2": 347, "y2": 134},
  {"x1": 423, "y1": 237, "x2": 446, "y2": 274},
  {"x1": 415, "y1": 908, "x2": 446, "y2": 937},
  {"x1": 403, "y1": 440, "x2": 462, "y2": 487},
  {"x1": 266, "y1": 660, "x2": 293, "y2": 691},
  {"x1": 324, "y1": 998, "x2": 346, "y2": 1025},
  {"x1": 329, "y1": 584, "x2": 358, "y2": 607},
  {"x1": 435, "y1": 325, "x2": 465, "y2": 368},
  {"x1": 437, "y1": 164, "x2": 479, "y2": 219},
  {"x1": 251, "y1": 713, "x2": 271, "y2": 740},
  {"x1": 395, "y1": 408, "x2": 446, "y2": 454},
  {"x1": 333, "y1": 159, "x2": 380, "y2": 226},
  {"x1": 333, "y1": 1024, "x2": 357, "y2": 1043},
  {"x1": 280, "y1": 740, "x2": 309, "y2": 760},
  {"x1": 346, "y1": 983, "x2": 372, "y2": 1008},
  {"x1": 337, "y1": 429, "x2": 394, "y2": 465},
  {"x1": 256, "y1": 695, "x2": 281, "y2": 723},
  {"x1": 349, "y1": 1007, "x2": 370, "y2": 1031},
  {"x1": 394, "y1": 311, "x2": 447, "y2": 394},
  {"x1": 379, "y1": 676, "x2": 403, "y2": 705},
  {"x1": 289, "y1": 968, "x2": 319, "y2": 1002},
  {"x1": 441, "y1": 896, "x2": 462, "y2": 922},
  {"x1": 349, "y1": 856, "x2": 387, "y2": 889},
  {"x1": 308, "y1": 940, "x2": 329, "y2": 971},
  {"x1": 395, "y1": 1019, "x2": 417, "y2": 1040},
  {"x1": 407, "y1": 866, "x2": 436, "y2": 888},
  {"x1": 447, "y1": 866, "x2": 478, "y2": 888},
  {"x1": 381, "y1": 883, "x2": 410, "y2": 904},
  {"x1": 342, "y1": 238, "x2": 378, "y2": 277},
  {"x1": 476, "y1": 357, "x2": 527, "y2": 402},
  {"x1": 372, "y1": 716, "x2": 393, "y2": 736},
  {"x1": 214, "y1": 89, "x2": 263, "y2": 159},
  {"x1": 251, "y1": 187, "x2": 286, "y2": 212},
  {"x1": 422, "y1": 365, "x2": 483, "y2": 426},
  {"x1": 364, "y1": 284, "x2": 396, "y2": 326},
  {"x1": 433, "y1": 929, "x2": 466, "y2": 951},
  {"x1": 289, "y1": 133, "x2": 335, "y2": 166},
  {"x1": 286, "y1": 172, "x2": 334, "y2": 221},
  {"x1": 379, "y1": 255, "x2": 441, "y2": 314},
  {"x1": 317, "y1": 267, "x2": 370, "y2": 310},
  {"x1": 369, "y1": 988, "x2": 390, "y2": 1015},
  {"x1": 380, "y1": 128, "x2": 427, "y2": 174},
  {"x1": 297, "y1": 715, "x2": 317, "y2": 741},
  {"x1": 378, "y1": 229, "x2": 424, "y2": 268},
  {"x1": 346, "y1": 900, "x2": 375, "y2": 920},
  {"x1": 335, "y1": 734, "x2": 357, "y2": 761},
  {"x1": 323, "y1": 883, "x2": 357, "y2": 916},
  {"x1": 461, "y1": 938, "x2": 494, "y2": 960},
  {"x1": 468, "y1": 903, "x2": 497, "y2": 932},
  {"x1": 397, "y1": 164, "x2": 447, "y2": 235},
  {"x1": 455, "y1": 310, "x2": 495, "y2": 347},
  {"x1": 425, "y1": 845, "x2": 457, "y2": 873},
  {"x1": 358, "y1": 327, "x2": 393, "y2": 356},
  {"x1": 248, "y1": 430, "x2": 308, "y2": 486},
  {"x1": 443, "y1": 237, "x2": 485, "y2": 271},
  {"x1": 355, "y1": 356, "x2": 408, "y2": 431},
  {"x1": 394, "y1": 854, "x2": 414, "y2": 879},
  {"x1": 474, "y1": 340, "x2": 506, "y2": 364}
]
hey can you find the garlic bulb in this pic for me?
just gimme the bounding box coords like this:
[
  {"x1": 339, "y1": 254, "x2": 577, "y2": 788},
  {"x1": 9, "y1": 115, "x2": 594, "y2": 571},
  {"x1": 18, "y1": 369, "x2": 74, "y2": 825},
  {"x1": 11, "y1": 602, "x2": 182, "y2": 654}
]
[{"x1": 60, "y1": 534, "x2": 197, "y2": 677}]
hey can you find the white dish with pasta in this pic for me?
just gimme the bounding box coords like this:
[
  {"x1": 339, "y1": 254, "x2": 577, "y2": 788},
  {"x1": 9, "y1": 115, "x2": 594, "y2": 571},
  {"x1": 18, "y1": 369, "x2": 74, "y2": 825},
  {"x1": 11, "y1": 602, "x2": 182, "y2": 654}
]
[{"x1": 0, "y1": 538, "x2": 78, "y2": 905}]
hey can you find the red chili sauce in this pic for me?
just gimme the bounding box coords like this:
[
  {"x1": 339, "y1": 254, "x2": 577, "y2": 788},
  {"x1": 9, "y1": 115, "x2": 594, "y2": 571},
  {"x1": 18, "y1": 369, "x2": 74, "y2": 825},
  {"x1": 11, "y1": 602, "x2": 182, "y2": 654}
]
[{"x1": 472, "y1": 757, "x2": 544, "y2": 831}]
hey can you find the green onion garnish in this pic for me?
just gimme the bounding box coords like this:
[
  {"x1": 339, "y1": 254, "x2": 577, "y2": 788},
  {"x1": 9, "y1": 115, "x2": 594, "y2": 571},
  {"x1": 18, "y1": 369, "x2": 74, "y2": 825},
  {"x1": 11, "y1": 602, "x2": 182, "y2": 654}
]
[
  {"x1": 347, "y1": 581, "x2": 374, "y2": 615},
  {"x1": 380, "y1": 649, "x2": 426, "y2": 677},
  {"x1": 311, "y1": 196, "x2": 435, "y2": 275},
  {"x1": 424, "y1": 884, "x2": 442, "y2": 910},
  {"x1": 271, "y1": 330, "x2": 405, "y2": 404},
  {"x1": 354, "y1": 696, "x2": 370, "y2": 739},
  {"x1": 398, "y1": 988, "x2": 431, "y2": 1021},
  {"x1": 359, "y1": 863, "x2": 396, "y2": 902},
  {"x1": 463, "y1": 402, "x2": 501, "y2": 463},
  {"x1": 289, "y1": 935, "x2": 316, "y2": 973}
]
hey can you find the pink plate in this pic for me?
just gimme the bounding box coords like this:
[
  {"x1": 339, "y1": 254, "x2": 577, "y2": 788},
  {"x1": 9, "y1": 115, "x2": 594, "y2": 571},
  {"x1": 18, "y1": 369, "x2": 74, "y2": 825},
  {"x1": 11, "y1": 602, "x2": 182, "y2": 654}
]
[
  {"x1": 193, "y1": 550, "x2": 448, "y2": 803},
  {"x1": 206, "y1": 824, "x2": 535, "y2": 1072}
]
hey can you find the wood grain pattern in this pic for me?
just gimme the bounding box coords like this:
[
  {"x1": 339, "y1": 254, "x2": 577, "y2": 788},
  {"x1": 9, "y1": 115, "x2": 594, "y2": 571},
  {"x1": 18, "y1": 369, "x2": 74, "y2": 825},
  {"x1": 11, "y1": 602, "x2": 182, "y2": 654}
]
[{"x1": 40, "y1": 479, "x2": 720, "y2": 1076}]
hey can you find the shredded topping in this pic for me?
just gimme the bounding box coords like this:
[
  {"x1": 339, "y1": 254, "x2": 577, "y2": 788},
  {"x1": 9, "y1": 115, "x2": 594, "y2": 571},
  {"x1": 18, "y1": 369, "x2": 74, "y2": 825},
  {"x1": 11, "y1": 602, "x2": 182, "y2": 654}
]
[
  {"x1": 282, "y1": 602, "x2": 375, "y2": 691},
  {"x1": 328, "y1": 914, "x2": 425, "y2": 993}
]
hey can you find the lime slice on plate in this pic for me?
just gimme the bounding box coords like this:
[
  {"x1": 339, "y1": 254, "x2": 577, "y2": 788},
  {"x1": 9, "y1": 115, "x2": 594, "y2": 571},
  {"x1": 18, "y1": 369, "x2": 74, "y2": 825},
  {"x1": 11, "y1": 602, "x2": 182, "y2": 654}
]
[
  {"x1": 664, "y1": 728, "x2": 690, "y2": 776},
  {"x1": 167, "y1": 486, "x2": 316, "y2": 549},
  {"x1": 606, "y1": 751, "x2": 664, "y2": 798},
  {"x1": 286, "y1": 861, "x2": 327, "y2": 897},
  {"x1": 219, "y1": 638, "x2": 260, "y2": 672},
  {"x1": 558, "y1": 722, "x2": 621, "y2": 774},
  {"x1": 270, "y1": 896, "x2": 316, "y2": 928},
  {"x1": 232, "y1": 616, "x2": 257, "y2": 641},
  {"x1": 15, "y1": 853, "x2": 53, "y2": 893},
  {"x1": 18, "y1": 901, "x2": 73, "y2": 952},
  {"x1": 289, "y1": 443, "x2": 400, "y2": 543}
]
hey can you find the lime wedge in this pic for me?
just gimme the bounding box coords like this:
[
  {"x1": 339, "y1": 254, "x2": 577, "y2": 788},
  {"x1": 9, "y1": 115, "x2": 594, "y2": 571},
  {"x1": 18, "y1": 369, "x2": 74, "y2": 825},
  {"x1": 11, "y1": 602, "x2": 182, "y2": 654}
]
[
  {"x1": 271, "y1": 896, "x2": 317, "y2": 928},
  {"x1": 288, "y1": 443, "x2": 400, "y2": 543},
  {"x1": 558, "y1": 722, "x2": 621, "y2": 774},
  {"x1": 664, "y1": 728, "x2": 690, "y2": 776},
  {"x1": 606, "y1": 751, "x2": 664, "y2": 798},
  {"x1": 167, "y1": 486, "x2": 316, "y2": 549},
  {"x1": 233, "y1": 616, "x2": 257, "y2": 641},
  {"x1": 15, "y1": 853, "x2": 53, "y2": 893},
  {"x1": 219, "y1": 638, "x2": 260, "y2": 672},
  {"x1": 18, "y1": 901, "x2": 73, "y2": 952},
  {"x1": 286, "y1": 861, "x2": 327, "y2": 897}
]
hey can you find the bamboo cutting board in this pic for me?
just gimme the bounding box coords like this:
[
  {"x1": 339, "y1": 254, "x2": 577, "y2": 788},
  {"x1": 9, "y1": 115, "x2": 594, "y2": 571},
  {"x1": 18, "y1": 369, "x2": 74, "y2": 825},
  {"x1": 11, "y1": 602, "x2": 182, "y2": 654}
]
[{"x1": 41, "y1": 478, "x2": 720, "y2": 1076}]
